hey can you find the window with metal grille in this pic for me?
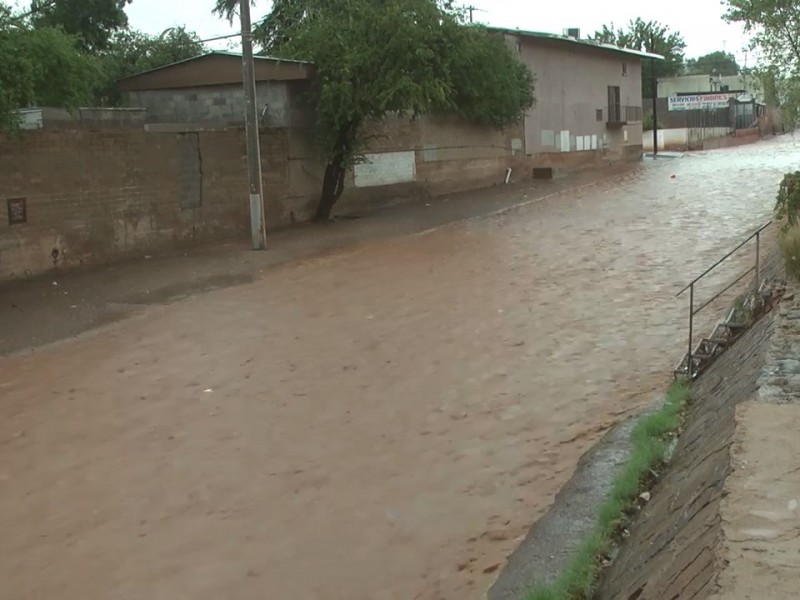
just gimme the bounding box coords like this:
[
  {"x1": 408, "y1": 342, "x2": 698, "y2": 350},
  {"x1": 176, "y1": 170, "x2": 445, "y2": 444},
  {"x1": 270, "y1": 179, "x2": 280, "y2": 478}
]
[
  {"x1": 596, "y1": 108, "x2": 603, "y2": 121},
  {"x1": 607, "y1": 85, "x2": 621, "y2": 122}
]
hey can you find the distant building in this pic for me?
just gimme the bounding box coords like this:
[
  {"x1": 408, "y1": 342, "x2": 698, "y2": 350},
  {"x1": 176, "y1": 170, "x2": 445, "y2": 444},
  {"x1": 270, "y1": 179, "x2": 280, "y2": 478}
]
[
  {"x1": 491, "y1": 28, "x2": 661, "y2": 163},
  {"x1": 657, "y1": 74, "x2": 755, "y2": 100},
  {"x1": 117, "y1": 51, "x2": 314, "y2": 128}
]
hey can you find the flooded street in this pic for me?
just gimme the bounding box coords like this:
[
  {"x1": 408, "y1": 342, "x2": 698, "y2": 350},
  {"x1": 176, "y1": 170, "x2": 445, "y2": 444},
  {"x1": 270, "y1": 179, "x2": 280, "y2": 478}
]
[{"x1": 2, "y1": 136, "x2": 800, "y2": 600}]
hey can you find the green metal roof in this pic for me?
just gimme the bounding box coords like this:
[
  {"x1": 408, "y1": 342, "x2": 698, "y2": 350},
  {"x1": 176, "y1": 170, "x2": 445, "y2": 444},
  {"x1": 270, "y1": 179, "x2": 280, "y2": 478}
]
[
  {"x1": 117, "y1": 51, "x2": 313, "y2": 83},
  {"x1": 488, "y1": 27, "x2": 664, "y2": 61}
]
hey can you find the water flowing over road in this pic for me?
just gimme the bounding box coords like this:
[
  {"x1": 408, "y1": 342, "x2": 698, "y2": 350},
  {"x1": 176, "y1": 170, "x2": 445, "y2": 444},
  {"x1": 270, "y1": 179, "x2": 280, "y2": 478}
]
[{"x1": 3, "y1": 136, "x2": 800, "y2": 600}]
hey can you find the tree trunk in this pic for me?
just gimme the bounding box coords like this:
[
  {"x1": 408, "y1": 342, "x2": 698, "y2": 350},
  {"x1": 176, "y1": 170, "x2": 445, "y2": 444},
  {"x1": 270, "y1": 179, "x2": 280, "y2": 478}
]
[{"x1": 314, "y1": 155, "x2": 347, "y2": 222}]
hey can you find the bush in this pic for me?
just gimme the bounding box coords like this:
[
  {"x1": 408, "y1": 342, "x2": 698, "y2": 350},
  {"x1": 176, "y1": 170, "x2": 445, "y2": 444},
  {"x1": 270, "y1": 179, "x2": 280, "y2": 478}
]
[
  {"x1": 643, "y1": 112, "x2": 664, "y2": 131},
  {"x1": 775, "y1": 172, "x2": 800, "y2": 280},
  {"x1": 526, "y1": 380, "x2": 691, "y2": 600},
  {"x1": 779, "y1": 224, "x2": 800, "y2": 280},
  {"x1": 775, "y1": 171, "x2": 800, "y2": 228}
]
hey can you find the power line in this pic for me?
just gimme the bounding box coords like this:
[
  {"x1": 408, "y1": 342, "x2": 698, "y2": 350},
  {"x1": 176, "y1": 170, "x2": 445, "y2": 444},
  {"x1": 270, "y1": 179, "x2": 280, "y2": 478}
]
[
  {"x1": 198, "y1": 32, "x2": 242, "y2": 44},
  {"x1": 463, "y1": 4, "x2": 486, "y2": 24}
]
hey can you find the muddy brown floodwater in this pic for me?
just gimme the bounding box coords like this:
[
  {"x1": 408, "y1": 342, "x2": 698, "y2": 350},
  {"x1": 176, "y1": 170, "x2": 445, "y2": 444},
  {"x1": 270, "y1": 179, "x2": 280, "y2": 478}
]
[{"x1": 3, "y1": 137, "x2": 800, "y2": 600}]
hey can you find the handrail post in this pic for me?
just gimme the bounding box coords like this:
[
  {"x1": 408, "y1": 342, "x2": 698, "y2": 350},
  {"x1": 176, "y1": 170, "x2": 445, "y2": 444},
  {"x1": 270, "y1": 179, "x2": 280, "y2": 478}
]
[
  {"x1": 755, "y1": 230, "x2": 761, "y2": 292},
  {"x1": 688, "y1": 282, "x2": 694, "y2": 379}
]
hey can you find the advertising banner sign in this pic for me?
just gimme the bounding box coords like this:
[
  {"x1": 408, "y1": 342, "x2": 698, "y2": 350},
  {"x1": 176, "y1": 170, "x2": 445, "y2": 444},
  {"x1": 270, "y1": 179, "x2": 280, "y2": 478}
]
[{"x1": 668, "y1": 94, "x2": 734, "y2": 111}]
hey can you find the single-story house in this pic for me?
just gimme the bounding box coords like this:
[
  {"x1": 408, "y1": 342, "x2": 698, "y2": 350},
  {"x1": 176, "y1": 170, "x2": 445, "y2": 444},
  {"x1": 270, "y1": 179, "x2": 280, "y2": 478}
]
[
  {"x1": 657, "y1": 74, "x2": 753, "y2": 99},
  {"x1": 117, "y1": 51, "x2": 314, "y2": 128},
  {"x1": 119, "y1": 31, "x2": 660, "y2": 167}
]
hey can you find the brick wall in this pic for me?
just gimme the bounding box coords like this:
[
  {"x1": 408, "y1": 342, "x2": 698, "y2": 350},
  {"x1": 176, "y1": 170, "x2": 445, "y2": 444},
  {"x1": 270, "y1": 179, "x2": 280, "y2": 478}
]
[
  {"x1": 0, "y1": 113, "x2": 638, "y2": 281},
  {"x1": 0, "y1": 129, "x2": 271, "y2": 279}
]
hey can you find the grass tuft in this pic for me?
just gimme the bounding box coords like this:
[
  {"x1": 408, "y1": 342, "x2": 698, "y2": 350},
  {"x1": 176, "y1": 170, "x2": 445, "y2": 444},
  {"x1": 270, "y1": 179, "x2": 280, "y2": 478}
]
[{"x1": 525, "y1": 379, "x2": 691, "y2": 600}]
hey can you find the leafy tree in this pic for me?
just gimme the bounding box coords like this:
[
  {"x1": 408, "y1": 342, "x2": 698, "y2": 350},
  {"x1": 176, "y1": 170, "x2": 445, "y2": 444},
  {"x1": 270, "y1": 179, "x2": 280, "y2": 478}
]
[
  {"x1": 685, "y1": 50, "x2": 740, "y2": 75},
  {"x1": 0, "y1": 12, "x2": 99, "y2": 131},
  {"x1": 214, "y1": 0, "x2": 534, "y2": 221},
  {"x1": 724, "y1": 0, "x2": 800, "y2": 72},
  {"x1": 592, "y1": 18, "x2": 686, "y2": 98},
  {"x1": 724, "y1": 0, "x2": 800, "y2": 126},
  {"x1": 30, "y1": 0, "x2": 131, "y2": 51},
  {"x1": 95, "y1": 27, "x2": 206, "y2": 105}
]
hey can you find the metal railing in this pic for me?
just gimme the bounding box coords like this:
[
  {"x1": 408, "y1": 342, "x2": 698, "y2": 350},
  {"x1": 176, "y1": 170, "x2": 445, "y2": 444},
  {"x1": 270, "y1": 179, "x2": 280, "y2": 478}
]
[
  {"x1": 624, "y1": 105, "x2": 643, "y2": 123},
  {"x1": 675, "y1": 220, "x2": 772, "y2": 379}
]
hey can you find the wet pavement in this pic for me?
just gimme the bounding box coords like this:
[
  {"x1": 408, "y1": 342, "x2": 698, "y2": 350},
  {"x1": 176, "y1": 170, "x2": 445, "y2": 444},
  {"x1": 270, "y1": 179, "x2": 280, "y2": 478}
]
[{"x1": 2, "y1": 136, "x2": 800, "y2": 600}]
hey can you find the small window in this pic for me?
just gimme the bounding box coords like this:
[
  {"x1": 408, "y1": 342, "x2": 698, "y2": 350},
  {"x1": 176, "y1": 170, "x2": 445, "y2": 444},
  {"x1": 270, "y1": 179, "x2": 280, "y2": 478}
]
[
  {"x1": 596, "y1": 109, "x2": 603, "y2": 121},
  {"x1": 622, "y1": 62, "x2": 628, "y2": 76}
]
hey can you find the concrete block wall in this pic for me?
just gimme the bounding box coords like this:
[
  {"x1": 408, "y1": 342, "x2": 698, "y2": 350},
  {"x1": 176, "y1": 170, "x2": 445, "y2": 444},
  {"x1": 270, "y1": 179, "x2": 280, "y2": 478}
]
[{"x1": 128, "y1": 82, "x2": 292, "y2": 127}]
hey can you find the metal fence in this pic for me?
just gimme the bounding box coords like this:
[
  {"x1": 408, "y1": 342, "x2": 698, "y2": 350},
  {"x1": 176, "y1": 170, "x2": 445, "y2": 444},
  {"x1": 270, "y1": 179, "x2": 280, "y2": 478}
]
[
  {"x1": 644, "y1": 97, "x2": 758, "y2": 130},
  {"x1": 674, "y1": 221, "x2": 771, "y2": 379}
]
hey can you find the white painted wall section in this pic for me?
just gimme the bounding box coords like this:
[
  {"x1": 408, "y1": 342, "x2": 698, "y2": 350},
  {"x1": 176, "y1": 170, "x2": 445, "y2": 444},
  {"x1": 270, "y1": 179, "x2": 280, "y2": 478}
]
[
  {"x1": 354, "y1": 151, "x2": 416, "y2": 188},
  {"x1": 560, "y1": 130, "x2": 570, "y2": 152}
]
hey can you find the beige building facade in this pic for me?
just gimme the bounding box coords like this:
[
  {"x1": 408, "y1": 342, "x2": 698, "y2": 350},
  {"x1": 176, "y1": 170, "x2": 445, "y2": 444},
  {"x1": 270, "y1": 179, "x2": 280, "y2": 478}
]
[{"x1": 495, "y1": 29, "x2": 657, "y2": 163}]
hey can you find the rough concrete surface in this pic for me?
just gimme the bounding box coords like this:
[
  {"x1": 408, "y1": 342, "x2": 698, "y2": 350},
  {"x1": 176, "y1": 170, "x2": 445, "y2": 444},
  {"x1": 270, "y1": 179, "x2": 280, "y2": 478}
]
[
  {"x1": 488, "y1": 413, "x2": 641, "y2": 599},
  {"x1": 710, "y1": 401, "x2": 800, "y2": 600},
  {"x1": 594, "y1": 271, "x2": 779, "y2": 599},
  {"x1": 595, "y1": 253, "x2": 800, "y2": 600}
]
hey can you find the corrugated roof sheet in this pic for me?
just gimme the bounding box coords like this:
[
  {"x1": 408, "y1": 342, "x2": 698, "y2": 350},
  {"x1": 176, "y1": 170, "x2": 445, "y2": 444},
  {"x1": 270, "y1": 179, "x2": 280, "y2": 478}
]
[
  {"x1": 117, "y1": 51, "x2": 313, "y2": 83},
  {"x1": 489, "y1": 27, "x2": 664, "y2": 61}
]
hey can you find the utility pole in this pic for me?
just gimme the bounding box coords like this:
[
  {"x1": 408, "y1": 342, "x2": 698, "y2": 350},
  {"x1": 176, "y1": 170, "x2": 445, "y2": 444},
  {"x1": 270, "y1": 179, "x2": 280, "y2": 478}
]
[
  {"x1": 239, "y1": 0, "x2": 266, "y2": 250},
  {"x1": 651, "y1": 35, "x2": 659, "y2": 157},
  {"x1": 465, "y1": 5, "x2": 485, "y2": 23}
]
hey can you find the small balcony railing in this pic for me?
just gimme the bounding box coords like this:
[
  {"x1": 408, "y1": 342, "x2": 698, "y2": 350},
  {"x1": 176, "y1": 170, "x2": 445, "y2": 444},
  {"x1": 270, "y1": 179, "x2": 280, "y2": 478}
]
[{"x1": 607, "y1": 105, "x2": 643, "y2": 127}]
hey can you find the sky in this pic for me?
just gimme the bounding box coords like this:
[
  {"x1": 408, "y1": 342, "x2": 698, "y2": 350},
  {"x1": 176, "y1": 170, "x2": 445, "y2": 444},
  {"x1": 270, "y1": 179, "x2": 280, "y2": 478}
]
[
  {"x1": 9, "y1": 0, "x2": 755, "y2": 64},
  {"x1": 121, "y1": 0, "x2": 754, "y2": 63}
]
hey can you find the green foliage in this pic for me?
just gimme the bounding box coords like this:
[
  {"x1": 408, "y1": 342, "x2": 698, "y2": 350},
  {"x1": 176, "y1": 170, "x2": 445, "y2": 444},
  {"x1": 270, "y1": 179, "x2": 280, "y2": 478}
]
[
  {"x1": 592, "y1": 18, "x2": 686, "y2": 97},
  {"x1": 779, "y1": 223, "x2": 800, "y2": 279},
  {"x1": 775, "y1": 171, "x2": 800, "y2": 227},
  {"x1": 642, "y1": 112, "x2": 664, "y2": 131},
  {"x1": 31, "y1": 0, "x2": 131, "y2": 51},
  {"x1": 94, "y1": 27, "x2": 206, "y2": 105},
  {"x1": 526, "y1": 380, "x2": 691, "y2": 600},
  {"x1": 0, "y1": 0, "x2": 204, "y2": 129},
  {"x1": 685, "y1": 50, "x2": 740, "y2": 75},
  {"x1": 226, "y1": 0, "x2": 533, "y2": 219},
  {"x1": 441, "y1": 24, "x2": 535, "y2": 128},
  {"x1": 724, "y1": 0, "x2": 800, "y2": 125},
  {"x1": 0, "y1": 19, "x2": 99, "y2": 131},
  {"x1": 724, "y1": 0, "x2": 800, "y2": 75},
  {"x1": 777, "y1": 170, "x2": 800, "y2": 278},
  {"x1": 18, "y1": 25, "x2": 100, "y2": 106}
]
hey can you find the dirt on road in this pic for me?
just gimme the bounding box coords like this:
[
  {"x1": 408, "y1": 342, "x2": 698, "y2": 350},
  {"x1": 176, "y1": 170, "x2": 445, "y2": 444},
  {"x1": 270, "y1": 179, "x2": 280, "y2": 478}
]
[{"x1": 2, "y1": 138, "x2": 800, "y2": 600}]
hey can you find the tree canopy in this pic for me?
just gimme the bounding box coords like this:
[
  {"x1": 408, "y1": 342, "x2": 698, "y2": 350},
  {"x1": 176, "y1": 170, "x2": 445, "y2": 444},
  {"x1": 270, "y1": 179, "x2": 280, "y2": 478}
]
[
  {"x1": 592, "y1": 18, "x2": 686, "y2": 98},
  {"x1": 30, "y1": 0, "x2": 131, "y2": 51},
  {"x1": 215, "y1": 0, "x2": 534, "y2": 221},
  {"x1": 724, "y1": 0, "x2": 800, "y2": 126},
  {"x1": 0, "y1": 12, "x2": 99, "y2": 131},
  {"x1": 685, "y1": 50, "x2": 740, "y2": 75},
  {"x1": 94, "y1": 27, "x2": 206, "y2": 105},
  {"x1": 0, "y1": 0, "x2": 204, "y2": 131}
]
